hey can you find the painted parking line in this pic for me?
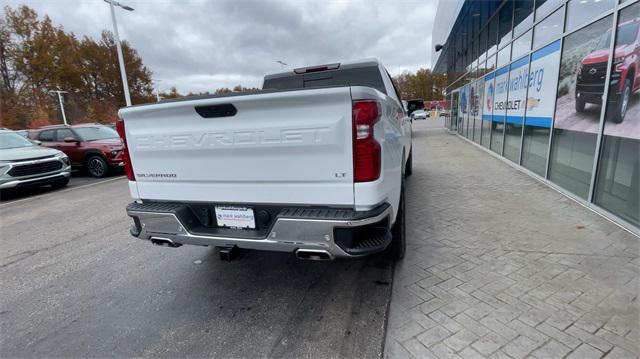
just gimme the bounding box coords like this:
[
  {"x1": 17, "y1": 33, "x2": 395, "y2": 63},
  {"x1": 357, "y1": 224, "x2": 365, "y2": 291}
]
[{"x1": 0, "y1": 176, "x2": 126, "y2": 208}]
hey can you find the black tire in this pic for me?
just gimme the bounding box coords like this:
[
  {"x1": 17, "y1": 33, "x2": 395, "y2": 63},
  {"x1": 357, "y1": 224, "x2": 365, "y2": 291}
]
[
  {"x1": 405, "y1": 150, "x2": 413, "y2": 177},
  {"x1": 611, "y1": 79, "x2": 631, "y2": 124},
  {"x1": 51, "y1": 177, "x2": 69, "y2": 189},
  {"x1": 86, "y1": 155, "x2": 109, "y2": 178},
  {"x1": 386, "y1": 180, "x2": 406, "y2": 260},
  {"x1": 575, "y1": 98, "x2": 586, "y2": 113}
]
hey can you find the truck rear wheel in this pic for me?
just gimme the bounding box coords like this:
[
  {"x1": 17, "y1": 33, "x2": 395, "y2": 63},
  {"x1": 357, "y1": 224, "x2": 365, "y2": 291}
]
[
  {"x1": 386, "y1": 182, "x2": 406, "y2": 260},
  {"x1": 405, "y1": 150, "x2": 413, "y2": 177}
]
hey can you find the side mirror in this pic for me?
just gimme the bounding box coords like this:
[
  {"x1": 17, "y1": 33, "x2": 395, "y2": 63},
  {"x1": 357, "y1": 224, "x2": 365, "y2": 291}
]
[
  {"x1": 32, "y1": 140, "x2": 42, "y2": 146},
  {"x1": 406, "y1": 99, "x2": 425, "y2": 115},
  {"x1": 63, "y1": 136, "x2": 78, "y2": 143}
]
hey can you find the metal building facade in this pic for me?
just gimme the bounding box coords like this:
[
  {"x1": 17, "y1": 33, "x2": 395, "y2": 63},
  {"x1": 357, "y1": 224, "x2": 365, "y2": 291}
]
[{"x1": 432, "y1": 0, "x2": 640, "y2": 235}]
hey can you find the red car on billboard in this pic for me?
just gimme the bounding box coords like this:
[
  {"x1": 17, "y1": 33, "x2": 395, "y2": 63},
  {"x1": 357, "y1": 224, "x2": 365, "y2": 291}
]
[
  {"x1": 575, "y1": 18, "x2": 640, "y2": 123},
  {"x1": 28, "y1": 124, "x2": 124, "y2": 177}
]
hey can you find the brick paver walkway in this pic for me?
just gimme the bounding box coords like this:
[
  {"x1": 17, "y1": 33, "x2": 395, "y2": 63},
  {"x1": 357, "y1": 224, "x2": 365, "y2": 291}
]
[{"x1": 385, "y1": 119, "x2": 639, "y2": 359}]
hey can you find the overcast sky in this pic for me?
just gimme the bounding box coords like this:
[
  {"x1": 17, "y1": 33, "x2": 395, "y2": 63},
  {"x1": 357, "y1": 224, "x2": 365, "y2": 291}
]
[{"x1": 3, "y1": 0, "x2": 438, "y2": 93}]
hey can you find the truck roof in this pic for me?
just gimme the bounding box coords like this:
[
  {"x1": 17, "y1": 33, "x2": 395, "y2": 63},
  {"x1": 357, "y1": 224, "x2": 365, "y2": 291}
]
[{"x1": 122, "y1": 59, "x2": 385, "y2": 109}]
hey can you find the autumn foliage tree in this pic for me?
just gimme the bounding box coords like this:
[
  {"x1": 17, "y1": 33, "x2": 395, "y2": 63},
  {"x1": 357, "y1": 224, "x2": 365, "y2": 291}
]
[
  {"x1": 393, "y1": 69, "x2": 447, "y2": 102},
  {"x1": 156, "y1": 85, "x2": 259, "y2": 100},
  {"x1": 0, "y1": 5, "x2": 154, "y2": 129}
]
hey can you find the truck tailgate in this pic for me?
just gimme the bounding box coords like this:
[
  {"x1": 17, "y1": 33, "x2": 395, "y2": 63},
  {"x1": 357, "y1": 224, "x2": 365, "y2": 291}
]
[{"x1": 119, "y1": 87, "x2": 355, "y2": 205}]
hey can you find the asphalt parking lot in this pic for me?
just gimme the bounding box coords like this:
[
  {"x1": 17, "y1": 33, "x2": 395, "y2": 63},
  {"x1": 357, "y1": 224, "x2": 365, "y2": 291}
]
[
  {"x1": 0, "y1": 175, "x2": 393, "y2": 358},
  {"x1": 2, "y1": 119, "x2": 637, "y2": 358},
  {"x1": 0, "y1": 171, "x2": 124, "y2": 203}
]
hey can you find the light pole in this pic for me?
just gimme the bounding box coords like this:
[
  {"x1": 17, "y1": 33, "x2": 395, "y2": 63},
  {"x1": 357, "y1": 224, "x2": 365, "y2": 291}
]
[
  {"x1": 276, "y1": 60, "x2": 287, "y2": 69},
  {"x1": 104, "y1": 0, "x2": 134, "y2": 107},
  {"x1": 153, "y1": 79, "x2": 162, "y2": 102},
  {"x1": 49, "y1": 90, "x2": 69, "y2": 125}
]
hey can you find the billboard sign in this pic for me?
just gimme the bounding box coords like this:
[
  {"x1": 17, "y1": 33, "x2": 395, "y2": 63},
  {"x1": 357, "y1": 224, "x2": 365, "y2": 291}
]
[
  {"x1": 525, "y1": 40, "x2": 561, "y2": 128},
  {"x1": 483, "y1": 72, "x2": 495, "y2": 121},
  {"x1": 459, "y1": 84, "x2": 469, "y2": 115},
  {"x1": 492, "y1": 66, "x2": 510, "y2": 123},
  {"x1": 506, "y1": 56, "x2": 530, "y2": 125}
]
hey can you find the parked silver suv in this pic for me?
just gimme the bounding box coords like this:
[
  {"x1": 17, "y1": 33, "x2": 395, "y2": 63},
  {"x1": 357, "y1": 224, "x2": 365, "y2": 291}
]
[{"x1": 0, "y1": 130, "x2": 71, "y2": 190}]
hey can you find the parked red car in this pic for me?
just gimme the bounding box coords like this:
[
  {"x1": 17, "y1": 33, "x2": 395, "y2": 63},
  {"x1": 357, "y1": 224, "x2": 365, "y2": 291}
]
[
  {"x1": 28, "y1": 124, "x2": 124, "y2": 177},
  {"x1": 576, "y1": 18, "x2": 640, "y2": 123}
]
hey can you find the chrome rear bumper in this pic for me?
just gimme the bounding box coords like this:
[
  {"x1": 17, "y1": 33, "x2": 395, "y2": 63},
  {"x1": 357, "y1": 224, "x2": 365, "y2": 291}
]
[{"x1": 127, "y1": 202, "x2": 392, "y2": 258}]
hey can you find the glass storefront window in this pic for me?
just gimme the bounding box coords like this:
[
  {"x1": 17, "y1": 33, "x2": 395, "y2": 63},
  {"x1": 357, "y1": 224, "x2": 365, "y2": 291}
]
[
  {"x1": 488, "y1": 17, "x2": 498, "y2": 55},
  {"x1": 467, "y1": 81, "x2": 477, "y2": 140},
  {"x1": 512, "y1": 29, "x2": 533, "y2": 60},
  {"x1": 472, "y1": 38, "x2": 478, "y2": 69},
  {"x1": 473, "y1": 79, "x2": 484, "y2": 143},
  {"x1": 522, "y1": 40, "x2": 562, "y2": 176},
  {"x1": 497, "y1": 45, "x2": 511, "y2": 68},
  {"x1": 514, "y1": 0, "x2": 535, "y2": 37},
  {"x1": 450, "y1": 91, "x2": 459, "y2": 132},
  {"x1": 535, "y1": 0, "x2": 562, "y2": 22},
  {"x1": 468, "y1": 51, "x2": 474, "y2": 72},
  {"x1": 594, "y1": 1, "x2": 640, "y2": 227},
  {"x1": 490, "y1": 66, "x2": 510, "y2": 154},
  {"x1": 458, "y1": 84, "x2": 468, "y2": 135},
  {"x1": 456, "y1": 36, "x2": 464, "y2": 74},
  {"x1": 481, "y1": 72, "x2": 494, "y2": 148},
  {"x1": 566, "y1": 0, "x2": 615, "y2": 33},
  {"x1": 479, "y1": 29, "x2": 487, "y2": 63},
  {"x1": 499, "y1": 1, "x2": 514, "y2": 48},
  {"x1": 595, "y1": 137, "x2": 640, "y2": 226},
  {"x1": 478, "y1": 59, "x2": 487, "y2": 78},
  {"x1": 466, "y1": 86, "x2": 473, "y2": 139},
  {"x1": 504, "y1": 56, "x2": 530, "y2": 163},
  {"x1": 487, "y1": 53, "x2": 497, "y2": 73},
  {"x1": 548, "y1": 16, "x2": 613, "y2": 199},
  {"x1": 533, "y1": 6, "x2": 564, "y2": 49},
  {"x1": 466, "y1": 19, "x2": 474, "y2": 70}
]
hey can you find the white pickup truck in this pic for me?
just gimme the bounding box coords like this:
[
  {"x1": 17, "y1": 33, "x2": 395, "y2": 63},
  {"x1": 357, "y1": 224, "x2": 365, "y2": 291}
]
[{"x1": 118, "y1": 59, "x2": 414, "y2": 260}]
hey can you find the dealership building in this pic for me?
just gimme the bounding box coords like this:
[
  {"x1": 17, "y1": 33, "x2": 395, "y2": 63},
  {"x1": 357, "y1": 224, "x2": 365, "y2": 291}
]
[{"x1": 432, "y1": 0, "x2": 639, "y2": 234}]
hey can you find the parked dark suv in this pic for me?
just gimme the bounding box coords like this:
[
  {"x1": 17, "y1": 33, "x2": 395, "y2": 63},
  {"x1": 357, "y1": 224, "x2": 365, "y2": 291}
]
[
  {"x1": 575, "y1": 18, "x2": 640, "y2": 123},
  {"x1": 29, "y1": 124, "x2": 124, "y2": 177}
]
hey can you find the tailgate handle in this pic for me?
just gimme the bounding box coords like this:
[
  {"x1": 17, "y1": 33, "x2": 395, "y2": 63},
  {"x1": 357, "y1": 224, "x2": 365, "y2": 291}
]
[{"x1": 195, "y1": 104, "x2": 237, "y2": 118}]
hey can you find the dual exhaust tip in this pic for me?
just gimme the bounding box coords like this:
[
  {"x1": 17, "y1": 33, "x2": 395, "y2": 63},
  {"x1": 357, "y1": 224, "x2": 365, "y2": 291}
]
[
  {"x1": 150, "y1": 237, "x2": 181, "y2": 248},
  {"x1": 295, "y1": 249, "x2": 333, "y2": 261}
]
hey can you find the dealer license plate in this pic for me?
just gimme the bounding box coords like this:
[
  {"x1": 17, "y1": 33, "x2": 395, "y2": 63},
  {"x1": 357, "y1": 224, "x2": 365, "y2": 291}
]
[{"x1": 214, "y1": 206, "x2": 256, "y2": 229}]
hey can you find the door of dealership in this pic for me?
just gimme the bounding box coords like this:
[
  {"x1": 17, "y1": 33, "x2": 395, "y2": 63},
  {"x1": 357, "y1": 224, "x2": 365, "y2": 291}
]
[{"x1": 448, "y1": 91, "x2": 459, "y2": 132}]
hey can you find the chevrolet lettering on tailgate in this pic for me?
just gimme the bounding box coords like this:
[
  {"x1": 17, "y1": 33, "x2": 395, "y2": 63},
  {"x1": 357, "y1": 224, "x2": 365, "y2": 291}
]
[{"x1": 133, "y1": 127, "x2": 331, "y2": 150}]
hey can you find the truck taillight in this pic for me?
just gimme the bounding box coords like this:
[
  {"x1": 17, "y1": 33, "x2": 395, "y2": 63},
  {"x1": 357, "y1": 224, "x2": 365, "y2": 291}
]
[
  {"x1": 115, "y1": 119, "x2": 135, "y2": 181},
  {"x1": 352, "y1": 100, "x2": 381, "y2": 182}
]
